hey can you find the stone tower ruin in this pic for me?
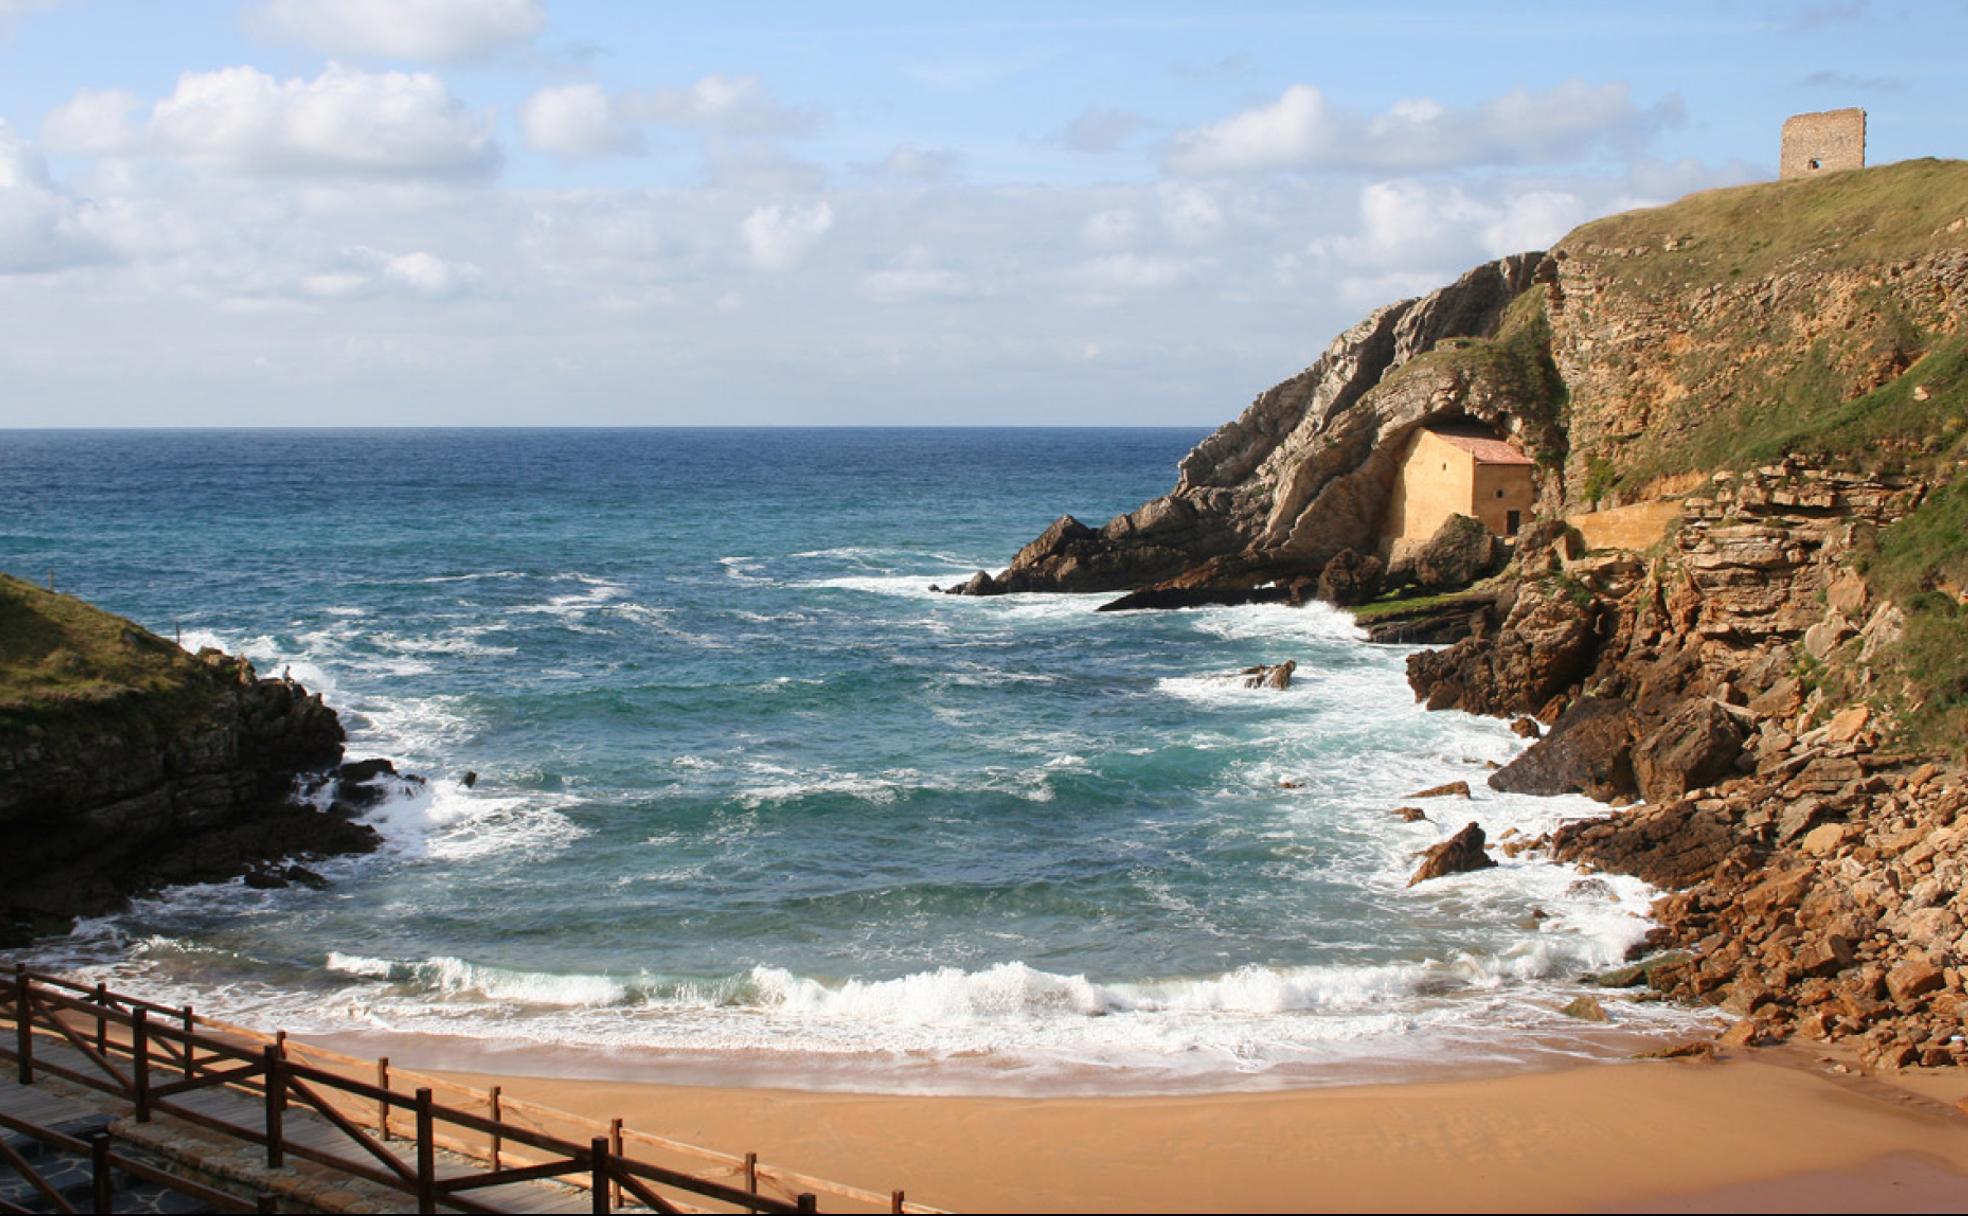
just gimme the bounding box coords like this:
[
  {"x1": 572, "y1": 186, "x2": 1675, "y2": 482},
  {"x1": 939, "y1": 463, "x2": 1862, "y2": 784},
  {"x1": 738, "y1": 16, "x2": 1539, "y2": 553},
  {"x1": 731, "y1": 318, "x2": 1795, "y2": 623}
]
[{"x1": 1781, "y1": 108, "x2": 1866, "y2": 179}]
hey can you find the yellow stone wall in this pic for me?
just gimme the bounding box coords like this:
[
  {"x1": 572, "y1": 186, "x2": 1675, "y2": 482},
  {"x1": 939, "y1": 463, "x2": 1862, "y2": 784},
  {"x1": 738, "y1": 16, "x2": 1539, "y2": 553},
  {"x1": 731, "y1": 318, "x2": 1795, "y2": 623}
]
[
  {"x1": 1471, "y1": 461, "x2": 1537, "y2": 537},
  {"x1": 1384, "y1": 430, "x2": 1474, "y2": 541},
  {"x1": 1382, "y1": 429, "x2": 1535, "y2": 540}
]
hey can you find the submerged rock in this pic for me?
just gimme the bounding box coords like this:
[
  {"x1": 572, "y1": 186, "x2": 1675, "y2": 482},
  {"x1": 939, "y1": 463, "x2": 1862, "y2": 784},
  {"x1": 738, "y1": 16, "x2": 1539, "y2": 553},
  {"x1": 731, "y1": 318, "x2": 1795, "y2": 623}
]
[
  {"x1": 1240, "y1": 660, "x2": 1297, "y2": 690},
  {"x1": 1560, "y1": 995, "x2": 1611, "y2": 1022}
]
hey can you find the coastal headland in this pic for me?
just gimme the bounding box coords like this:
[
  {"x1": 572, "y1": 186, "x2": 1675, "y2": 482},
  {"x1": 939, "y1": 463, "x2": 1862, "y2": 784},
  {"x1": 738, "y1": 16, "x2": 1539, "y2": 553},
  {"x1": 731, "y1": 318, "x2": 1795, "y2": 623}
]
[{"x1": 3, "y1": 158, "x2": 1967, "y2": 1210}]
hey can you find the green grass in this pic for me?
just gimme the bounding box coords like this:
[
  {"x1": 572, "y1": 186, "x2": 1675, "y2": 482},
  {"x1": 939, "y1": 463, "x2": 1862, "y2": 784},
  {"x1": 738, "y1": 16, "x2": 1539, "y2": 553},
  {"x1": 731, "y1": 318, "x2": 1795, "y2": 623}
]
[
  {"x1": 1561, "y1": 158, "x2": 1968, "y2": 292},
  {"x1": 1558, "y1": 159, "x2": 1968, "y2": 490},
  {"x1": 1368, "y1": 287, "x2": 1572, "y2": 467},
  {"x1": 1350, "y1": 587, "x2": 1492, "y2": 622},
  {"x1": 1854, "y1": 481, "x2": 1968, "y2": 749},
  {"x1": 0, "y1": 572, "x2": 202, "y2": 716}
]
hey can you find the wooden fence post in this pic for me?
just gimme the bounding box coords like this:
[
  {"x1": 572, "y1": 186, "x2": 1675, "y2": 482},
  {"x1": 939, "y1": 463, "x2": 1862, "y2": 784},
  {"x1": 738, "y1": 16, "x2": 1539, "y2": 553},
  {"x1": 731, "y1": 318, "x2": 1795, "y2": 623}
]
[
  {"x1": 131, "y1": 1008, "x2": 150, "y2": 1122},
  {"x1": 264, "y1": 1045, "x2": 285, "y2": 1169},
  {"x1": 12, "y1": 964, "x2": 29, "y2": 1085},
  {"x1": 590, "y1": 1135, "x2": 611, "y2": 1216},
  {"x1": 610, "y1": 1117, "x2": 624, "y2": 1207},
  {"x1": 415, "y1": 1087, "x2": 436, "y2": 1215},
  {"x1": 797, "y1": 1194, "x2": 818, "y2": 1213},
  {"x1": 892, "y1": 1190, "x2": 905, "y2": 1214},
  {"x1": 377, "y1": 1057, "x2": 391, "y2": 1141},
  {"x1": 745, "y1": 1151, "x2": 758, "y2": 1194},
  {"x1": 89, "y1": 1128, "x2": 113, "y2": 1214},
  {"x1": 182, "y1": 1005, "x2": 196, "y2": 1080},
  {"x1": 489, "y1": 1085, "x2": 503, "y2": 1170},
  {"x1": 94, "y1": 982, "x2": 109, "y2": 1055}
]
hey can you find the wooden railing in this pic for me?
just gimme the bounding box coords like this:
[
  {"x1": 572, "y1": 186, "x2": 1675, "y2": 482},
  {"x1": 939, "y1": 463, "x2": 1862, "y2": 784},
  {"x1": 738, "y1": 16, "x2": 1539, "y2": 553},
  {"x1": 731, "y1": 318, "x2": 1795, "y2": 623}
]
[
  {"x1": 0, "y1": 1109, "x2": 273, "y2": 1215},
  {"x1": 3, "y1": 967, "x2": 942, "y2": 1214}
]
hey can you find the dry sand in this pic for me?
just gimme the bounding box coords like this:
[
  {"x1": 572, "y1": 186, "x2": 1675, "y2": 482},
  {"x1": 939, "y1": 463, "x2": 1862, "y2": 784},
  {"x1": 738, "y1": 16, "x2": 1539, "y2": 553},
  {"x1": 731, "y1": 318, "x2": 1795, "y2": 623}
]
[{"x1": 425, "y1": 1045, "x2": 1968, "y2": 1213}]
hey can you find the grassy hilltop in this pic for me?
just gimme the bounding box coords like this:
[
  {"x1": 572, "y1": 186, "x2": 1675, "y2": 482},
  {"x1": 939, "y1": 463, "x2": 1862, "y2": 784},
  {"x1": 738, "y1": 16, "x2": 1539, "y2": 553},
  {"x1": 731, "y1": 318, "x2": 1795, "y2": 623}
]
[{"x1": 0, "y1": 571, "x2": 206, "y2": 721}]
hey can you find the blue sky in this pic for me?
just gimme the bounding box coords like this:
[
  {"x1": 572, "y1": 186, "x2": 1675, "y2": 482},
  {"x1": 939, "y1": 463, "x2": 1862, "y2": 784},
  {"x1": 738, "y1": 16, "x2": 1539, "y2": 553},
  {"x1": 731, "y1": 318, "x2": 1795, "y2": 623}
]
[{"x1": 1, "y1": 0, "x2": 1961, "y2": 426}]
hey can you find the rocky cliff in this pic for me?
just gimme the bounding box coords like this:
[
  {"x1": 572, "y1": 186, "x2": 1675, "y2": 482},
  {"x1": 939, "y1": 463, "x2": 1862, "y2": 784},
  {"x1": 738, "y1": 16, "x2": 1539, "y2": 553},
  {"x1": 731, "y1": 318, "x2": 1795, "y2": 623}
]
[
  {"x1": 971, "y1": 159, "x2": 1968, "y2": 1067},
  {"x1": 0, "y1": 573, "x2": 383, "y2": 941},
  {"x1": 960, "y1": 160, "x2": 1966, "y2": 605},
  {"x1": 949, "y1": 252, "x2": 1553, "y2": 595}
]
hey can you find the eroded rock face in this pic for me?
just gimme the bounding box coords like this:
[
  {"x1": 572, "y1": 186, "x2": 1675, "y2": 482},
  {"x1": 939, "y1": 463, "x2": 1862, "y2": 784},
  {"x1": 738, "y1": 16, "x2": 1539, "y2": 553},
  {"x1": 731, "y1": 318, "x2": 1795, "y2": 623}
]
[
  {"x1": 1632, "y1": 700, "x2": 1746, "y2": 804},
  {"x1": 1488, "y1": 699, "x2": 1639, "y2": 801},
  {"x1": 1, "y1": 645, "x2": 377, "y2": 938},
  {"x1": 1407, "y1": 576, "x2": 1603, "y2": 717},
  {"x1": 954, "y1": 254, "x2": 1546, "y2": 595}
]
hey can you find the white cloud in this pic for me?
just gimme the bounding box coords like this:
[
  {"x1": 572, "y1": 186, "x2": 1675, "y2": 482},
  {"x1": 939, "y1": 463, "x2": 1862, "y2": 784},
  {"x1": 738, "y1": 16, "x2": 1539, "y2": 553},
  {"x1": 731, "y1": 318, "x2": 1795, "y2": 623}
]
[
  {"x1": 148, "y1": 63, "x2": 499, "y2": 178},
  {"x1": 861, "y1": 246, "x2": 972, "y2": 301},
  {"x1": 740, "y1": 200, "x2": 833, "y2": 271},
  {"x1": 1063, "y1": 108, "x2": 1152, "y2": 154},
  {"x1": 1157, "y1": 183, "x2": 1223, "y2": 244},
  {"x1": 621, "y1": 75, "x2": 819, "y2": 138},
  {"x1": 0, "y1": 123, "x2": 104, "y2": 273},
  {"x1": 1168, "y1": 80, "x2": 1678, "y2": 174},
  {"x1": 247, "y1": 0, "x2": 543, "y2": 61},
  {"x1": 853, "y1": 144, "x2": 959, "y2": 182},
  {"x1": 41, "y1": 89, "x2": 142, "y2": 156},
  {"x1": 520, "y1": 84, "x2": 642, "y2": 159},
  {"x1": 382, "y1": 248, "x2": 477, "y2": 294},
  {"x1": 1068, "y1": 252, "x2": 1209, "y2": 294},
  {"x1": 1082, "y1": 207, "x2": 1139, "y2": 249},
  {"x1": 294, "y1": 246, "x2": 481, "y2": 300},
  {"x1": 1168, "y1": 84, "x2": 1340, "y2": 175},
  {"x1": 1479, "y1": 190, "x2": 1589, "y2": 258}
]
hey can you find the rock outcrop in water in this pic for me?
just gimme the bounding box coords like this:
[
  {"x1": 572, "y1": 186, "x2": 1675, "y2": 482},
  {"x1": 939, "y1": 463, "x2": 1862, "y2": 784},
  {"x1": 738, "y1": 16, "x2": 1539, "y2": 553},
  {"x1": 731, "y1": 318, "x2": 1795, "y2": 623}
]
[{"x1": 0, "y1": 572, "x2": 383, "y2": 941}]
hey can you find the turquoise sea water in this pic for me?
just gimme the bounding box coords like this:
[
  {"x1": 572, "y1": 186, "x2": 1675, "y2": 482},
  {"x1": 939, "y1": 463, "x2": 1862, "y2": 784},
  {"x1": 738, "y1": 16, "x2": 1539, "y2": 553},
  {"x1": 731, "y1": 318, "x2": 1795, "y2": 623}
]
[{"x1": 4, "y1": 429, "x2": 1691, "y2": 1091}]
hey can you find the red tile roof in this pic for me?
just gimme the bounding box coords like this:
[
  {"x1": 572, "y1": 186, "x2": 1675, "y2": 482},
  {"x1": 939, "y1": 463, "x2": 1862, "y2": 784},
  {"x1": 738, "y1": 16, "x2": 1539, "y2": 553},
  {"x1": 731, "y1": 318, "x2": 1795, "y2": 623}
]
[{"x1": 1430, "y1": 429, "x2": 1535, "y2": 466}]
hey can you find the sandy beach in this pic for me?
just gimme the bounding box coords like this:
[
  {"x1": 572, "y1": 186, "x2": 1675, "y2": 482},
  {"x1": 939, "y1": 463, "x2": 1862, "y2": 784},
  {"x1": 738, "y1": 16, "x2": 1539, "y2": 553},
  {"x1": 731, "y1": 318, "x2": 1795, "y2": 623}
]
[{"x1": 415, "y1": 1045, "x2": 1968, "y2": 1212}]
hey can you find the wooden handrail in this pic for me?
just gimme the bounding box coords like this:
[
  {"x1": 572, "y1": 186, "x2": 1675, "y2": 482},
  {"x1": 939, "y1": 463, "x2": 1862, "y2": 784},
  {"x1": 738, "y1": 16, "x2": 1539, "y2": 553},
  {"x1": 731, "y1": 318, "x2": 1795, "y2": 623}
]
[{"x1": 2, "y1": 966, "x2": 947, "y2": 1213}]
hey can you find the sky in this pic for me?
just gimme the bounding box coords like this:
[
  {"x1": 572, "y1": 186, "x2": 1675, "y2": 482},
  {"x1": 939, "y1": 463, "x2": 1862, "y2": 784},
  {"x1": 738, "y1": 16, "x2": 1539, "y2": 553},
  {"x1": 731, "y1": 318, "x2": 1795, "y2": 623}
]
[{"x1": 0, "y1": 1, "x2": 1962, "y2": 427}]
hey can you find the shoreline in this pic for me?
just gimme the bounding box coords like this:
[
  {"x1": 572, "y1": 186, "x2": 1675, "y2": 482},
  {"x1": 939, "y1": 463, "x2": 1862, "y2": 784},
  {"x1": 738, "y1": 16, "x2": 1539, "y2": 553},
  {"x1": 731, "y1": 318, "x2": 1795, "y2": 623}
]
[
  {"x1": 404, "y1": 1042, "x2": 1968, "y2": 1213},
  {"x1": 290, "y1": 1009, "x2": 1713, "y2": 1099}
]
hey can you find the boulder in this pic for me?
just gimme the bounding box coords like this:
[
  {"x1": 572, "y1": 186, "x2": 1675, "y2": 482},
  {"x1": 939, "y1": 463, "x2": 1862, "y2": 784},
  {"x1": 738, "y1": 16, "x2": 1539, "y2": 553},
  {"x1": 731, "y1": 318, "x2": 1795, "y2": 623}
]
[
  {"x1": 1511, "y1": 716, "x2": 1542, "y2": 739},
  {"x1": 1406, "y1": 576, "x2": 1601, "y2": 717},
  {"x1": 1315, "y1": 548, "x2": 1384, "y2": 606},
  {"x1": 1887, "y1": 958, "x2": 1945, "y2": 1004},
  {"x1": 1392, "y1": 806, "x2": 1428, "y2": 822},
  {"x1": 1631, "y1": 700, "x2": 1745, "y2": 803},
  {"x1": 1407, "y1": 780, "x2": 1471, "y2": 799},
  {"x1": 1561, "y1": 995, "x2": 1611, "y2": 1022},
  {"x1": 1412, "y1": 514, "x2": 1499, "y2": 591},
  {"x1": 1408, "y1": 823, "x2": 1496, "y2": 886},
  {"x1": 1489, "y1": 699, "x2": 1639, "y2": 800}
]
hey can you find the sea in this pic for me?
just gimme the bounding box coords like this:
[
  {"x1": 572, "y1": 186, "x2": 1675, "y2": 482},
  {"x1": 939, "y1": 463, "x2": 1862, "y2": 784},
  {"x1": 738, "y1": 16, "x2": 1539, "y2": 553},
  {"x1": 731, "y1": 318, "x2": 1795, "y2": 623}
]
[{"x1": 2, "y1": 428, "x2": 1701, "y2": 1093}]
